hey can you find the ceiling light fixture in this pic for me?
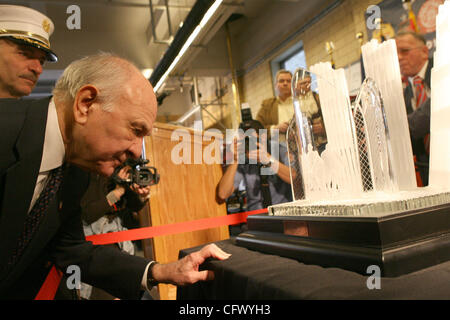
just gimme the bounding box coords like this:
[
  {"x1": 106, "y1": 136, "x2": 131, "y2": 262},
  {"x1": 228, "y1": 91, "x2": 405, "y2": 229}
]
[
  {"x1": 153, "y1": 0, "x2": 224, "y2": 92},
  {"x1": 141, "y1": 68, "x2": 154, "y2": 79}
]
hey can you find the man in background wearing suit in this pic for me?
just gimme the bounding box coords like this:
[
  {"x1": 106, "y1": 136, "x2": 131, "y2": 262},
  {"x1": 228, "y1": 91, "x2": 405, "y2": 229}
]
[
  {"x1": 0, "y1": 52, "x2": 230, "y2": 300},
  {"x1": 255, "y1": 69, "x2": 327, "y2": 148},
  {"x1": 256, "y1": 70, "x2": 293, "y2": 140},
  {"x1": 395, "y1": 31, "x2": 432, "y2": 186}
]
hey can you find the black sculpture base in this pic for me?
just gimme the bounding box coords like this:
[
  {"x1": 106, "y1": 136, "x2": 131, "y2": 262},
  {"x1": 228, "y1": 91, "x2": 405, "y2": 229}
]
[{"x1": 235, "y1": 203, "x2": 450, "y2": 277}]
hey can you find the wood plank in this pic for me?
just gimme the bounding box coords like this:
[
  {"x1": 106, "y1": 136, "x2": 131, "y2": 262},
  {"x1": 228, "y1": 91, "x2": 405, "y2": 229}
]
[{"x1": 142, "y1": 123, "x2": 229, "y2": 300}]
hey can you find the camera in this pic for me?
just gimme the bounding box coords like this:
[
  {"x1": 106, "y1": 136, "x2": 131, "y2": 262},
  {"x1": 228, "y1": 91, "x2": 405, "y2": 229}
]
[
  {"x1": 238, "y1": 108, "x2": 267, "y2": 163},
  {"x1": 244, "y1": 135, "x2": 258, "y2": 153},
  {"x1": 239, "y1": 118, "x2": 265, "y2": 164},
  {"x1": 112, "y1": 158, "x2": 160, "y2": 187}
]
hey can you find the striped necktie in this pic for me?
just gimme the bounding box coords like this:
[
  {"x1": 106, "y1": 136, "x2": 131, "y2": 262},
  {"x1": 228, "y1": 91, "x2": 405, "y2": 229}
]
[
  {"x1": 8, "y1": 166, "x2": 64, "y2": 267},
  {"x1": 412, "y1": 76, "x2": 430, "y2": 162},
  {"x1": 413, "y1": 76, "x2": 427, "y2": 109}
]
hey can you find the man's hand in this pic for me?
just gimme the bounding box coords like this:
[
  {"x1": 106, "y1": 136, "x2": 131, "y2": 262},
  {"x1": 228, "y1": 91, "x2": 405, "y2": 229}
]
[
  {"x1": 151, "y1": 244, "x2": 231, "y2": 286},
  {"x1": 275, "y1": 121, "x2": 289, "y2": 134},
  {"x1": 108, "y1": 167, "x2": 128, "y2": 203},
  {"x1": 130, "y1": 184, "x2": 151, "y2": 200},
  {"x1": 116, "y1": 165, "x2": 152, "y2": 200},
  {"x1": 247, "y1": 141, "x2": 271, "y2": 165}
]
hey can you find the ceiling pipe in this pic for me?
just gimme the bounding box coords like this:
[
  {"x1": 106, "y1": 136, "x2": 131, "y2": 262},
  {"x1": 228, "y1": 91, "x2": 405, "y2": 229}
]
[
  {"x1": 225, "y1": 21, "x2": 241, "y2": 129},
  {"x1": 149, "y1": 0, "x2": 218, "y2": 91}
]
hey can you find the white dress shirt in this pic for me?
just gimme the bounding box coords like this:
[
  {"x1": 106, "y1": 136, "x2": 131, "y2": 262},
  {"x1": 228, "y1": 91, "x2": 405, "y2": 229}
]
[
  {"x1": 277, "y1": 96, "x2": 294, "y2": 124},
  {"x1": 29, "y1": 98, "x2": 65, "y2": 212},
  {"x1": 271, "y1": 96, "x2": 293, "y2": 142}
]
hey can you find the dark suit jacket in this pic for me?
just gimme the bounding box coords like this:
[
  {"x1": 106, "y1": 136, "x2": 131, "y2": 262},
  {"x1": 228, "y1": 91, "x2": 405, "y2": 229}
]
[
  {"x1": 255, "y1": 97, "x2": 279, "y2": 131},
  {"x1": 0, "y1": 98, "x2": 149, "y2": 300},
  {"x1": 404, "y1": 58, "x2": 432, "y2": 186},
  {"x1": 408, "y1": 98, "x2": 430, "y2": 141},
  {"x1": 405, "y1": 58, "x2": 432, "y2": 152},
  {"x1": 403, "y1": 58, "x2": 432, "y2": 115}
]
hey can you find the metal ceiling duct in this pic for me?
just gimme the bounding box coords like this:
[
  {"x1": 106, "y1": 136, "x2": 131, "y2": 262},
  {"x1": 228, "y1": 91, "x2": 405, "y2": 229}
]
[{"x1": 149, "y1": 0, "x2": 215, "y2": 88}]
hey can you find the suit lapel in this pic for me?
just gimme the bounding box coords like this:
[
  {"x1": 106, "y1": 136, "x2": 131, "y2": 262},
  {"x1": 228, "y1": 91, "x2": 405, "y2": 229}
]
[
  {"x1": 404, "y1": 84, "x2": 414, "y2": 114},
  {"x1": 272, "y1": 98, "x2": 279, "y2": 125},
  {"x1": 0, "y1": 98, "x2": 50, "y2": 277}
]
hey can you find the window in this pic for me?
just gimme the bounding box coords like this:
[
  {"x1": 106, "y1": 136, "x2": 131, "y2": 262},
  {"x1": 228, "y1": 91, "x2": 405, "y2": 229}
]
[
  {"x1": 271, "y1": 41, "x2": 317, "y2": 92},
  {"x1": 281, "y1": 49, "x2": 306, "y2": 72}
]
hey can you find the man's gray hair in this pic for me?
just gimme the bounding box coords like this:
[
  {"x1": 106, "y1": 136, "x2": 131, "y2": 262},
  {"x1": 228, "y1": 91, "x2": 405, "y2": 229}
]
[
  {"x1": 53, "y1": 52, "x2": 138, "y2": 111},
  {"x1": 395, "y1": 30, "x2": 427, "y2": 45}
]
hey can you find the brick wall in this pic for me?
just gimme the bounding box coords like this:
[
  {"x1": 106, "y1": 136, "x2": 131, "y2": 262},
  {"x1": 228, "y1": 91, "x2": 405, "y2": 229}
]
[{"x1": 239, "y1": 0, "x2": 383, "y2": 119}]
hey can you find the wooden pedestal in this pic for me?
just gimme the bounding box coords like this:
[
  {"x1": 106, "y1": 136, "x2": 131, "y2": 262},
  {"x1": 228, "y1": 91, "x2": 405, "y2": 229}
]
[{"x1": 236, "y1": 203, "x2": 450, "y2": 277}]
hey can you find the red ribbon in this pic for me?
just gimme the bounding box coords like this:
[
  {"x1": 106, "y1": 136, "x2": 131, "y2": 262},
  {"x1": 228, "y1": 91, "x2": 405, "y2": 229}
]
[
  {"x1": 34, "y1": 208, "x2": 267, "y2": 300},
  {"x1": 34, "y1": 266, "x2": 63, "y2": 300},
  {"x1": 85, "y1": 208, "x2": 267, "y2": 245}
]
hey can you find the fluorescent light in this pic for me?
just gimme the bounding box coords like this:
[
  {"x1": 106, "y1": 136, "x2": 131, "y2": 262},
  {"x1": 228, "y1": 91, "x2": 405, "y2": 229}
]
[
  {"x1": 141, "y1": 68, "x2": 153, "y2": 79},
  {"x1": 200, "y1": 0, "x2": 223, "y2": 28},
  {"x1": 154, "y1": 0, "x2": 224, "y2": 92},
  {"x1": 177, "y1": 105, "x2": 202, "y2": 123}
]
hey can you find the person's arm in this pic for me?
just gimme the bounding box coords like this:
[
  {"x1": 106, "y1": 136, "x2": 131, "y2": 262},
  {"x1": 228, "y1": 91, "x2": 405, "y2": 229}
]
[
  {"x1": 217, "y1": 163, "x2": 239, "y2": 201},
  {"x1": 256, "y1": 151, "x2": 291, "y2": 184},
  {"x1": 109, "y1": 166, "x2": 151, "y2": 211},
  {"x1": 81, "y1": 176, "x2": 119, "y2": 224},
  {"x1": 105, "y1": 185, "x2": 126, "y2": 206},
  {"x1": 256, "y1": 98, "x2": 277, "y2": 132},
  {"x1": 122, "y1": 184, "x2": 150, "y2": 211},
  {"x1": 270, "y1": 159, "x2": 291, "y2": 184},
  {"x1": 146, "y1": 244, "x2": 231, "y2": 287},
  {"x1": 276, "y1": 143, "x2": 296, "y2": 183},
  {"x1": 217, "y1": 138, "x2": 242, "y2": 201},
  {"x1": 249, "y1": 138, "x2": 292, "y2": 184},
  {"x1": 54, "y1": 168, "x2": 231, "y2": 299},
  {"x1": 271, "y1": 122, "x2": 289, "y2": 135}
]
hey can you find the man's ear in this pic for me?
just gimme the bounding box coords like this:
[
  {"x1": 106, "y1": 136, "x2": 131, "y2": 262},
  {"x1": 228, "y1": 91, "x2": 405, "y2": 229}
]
[{"x1": 73, "y1": 85, "x2": 99, "y2": 124}]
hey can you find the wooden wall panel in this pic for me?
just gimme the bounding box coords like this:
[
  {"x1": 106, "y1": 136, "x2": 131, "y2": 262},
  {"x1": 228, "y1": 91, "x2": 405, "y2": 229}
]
[{"x1": 143, "y1": 123, "x2": 229, "y2": 300}]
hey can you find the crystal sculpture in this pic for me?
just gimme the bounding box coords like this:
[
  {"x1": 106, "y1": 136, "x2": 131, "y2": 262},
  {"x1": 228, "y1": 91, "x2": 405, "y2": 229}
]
[{"x1": 274, "y1": 4, "x2": 450, "y2": 217}]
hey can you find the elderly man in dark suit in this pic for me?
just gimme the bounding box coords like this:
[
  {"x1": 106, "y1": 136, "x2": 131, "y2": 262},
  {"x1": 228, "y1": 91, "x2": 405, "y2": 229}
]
[
  {"x1": 395, "y1": 31, "x2": 432, "y2": 186},
  {"x1": 0, "y1": 53, "x2": 230, "y2": 300}
]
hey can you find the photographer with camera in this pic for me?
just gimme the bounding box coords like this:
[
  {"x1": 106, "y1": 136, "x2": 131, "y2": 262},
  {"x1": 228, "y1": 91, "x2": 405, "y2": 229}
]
[
  {"x1": 79, "y1": 164, "x2": 153, "y2": 299},
  {"x1": 217, "y1": 120, "x2": 292, "y2": 217}
]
